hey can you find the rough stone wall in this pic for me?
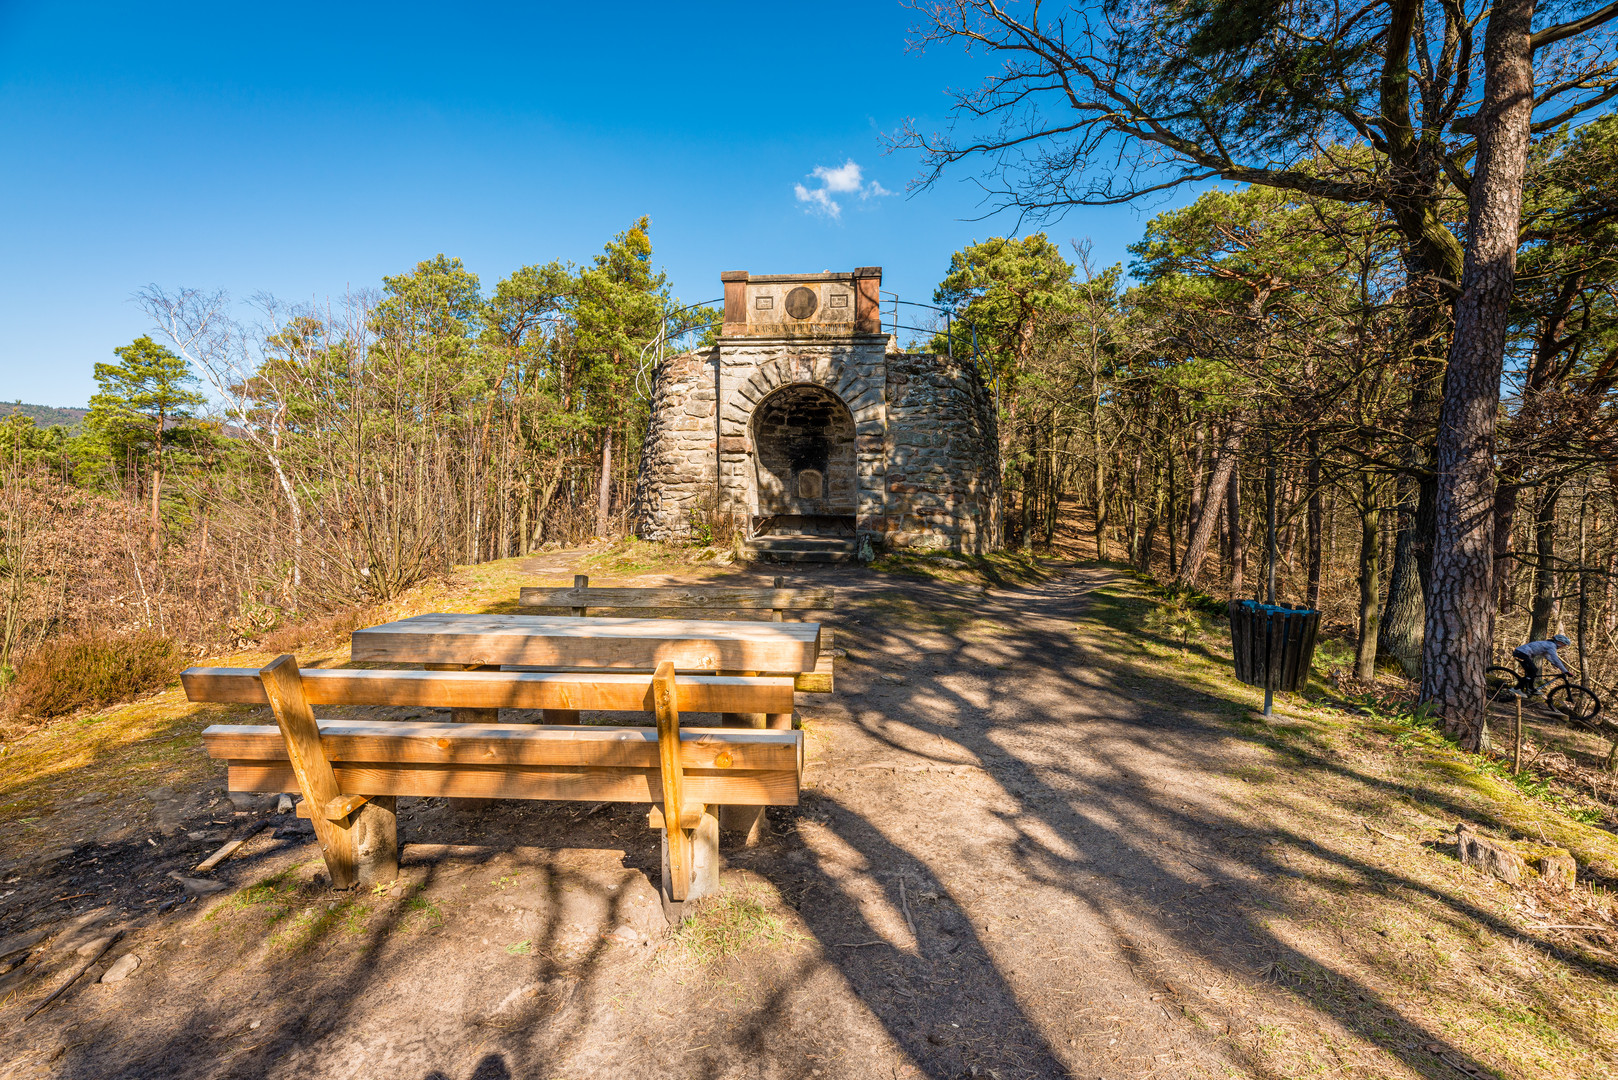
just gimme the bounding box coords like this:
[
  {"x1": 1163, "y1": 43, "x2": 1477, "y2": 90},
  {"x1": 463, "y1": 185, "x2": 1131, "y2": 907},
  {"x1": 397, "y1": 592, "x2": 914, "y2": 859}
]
[
  {"x1": 634, "y1": 339, "x2": 1001, "y2": 553},
  {"x1": 632, "y1": 349, "x2": 717, "y2": 542},
  {"x1": 885, "y1": 351, "x2": 1002, "y2": 553}
]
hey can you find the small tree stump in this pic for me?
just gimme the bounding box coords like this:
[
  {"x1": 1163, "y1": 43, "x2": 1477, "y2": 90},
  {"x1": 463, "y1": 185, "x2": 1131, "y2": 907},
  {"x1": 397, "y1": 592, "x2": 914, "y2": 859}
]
[
  {"x1": 1456, "y1": 824, "x2": 1524, "y2": 885},
  {"x1": 1537, "y1": 850, "x2": 1577, "y2": 892}
]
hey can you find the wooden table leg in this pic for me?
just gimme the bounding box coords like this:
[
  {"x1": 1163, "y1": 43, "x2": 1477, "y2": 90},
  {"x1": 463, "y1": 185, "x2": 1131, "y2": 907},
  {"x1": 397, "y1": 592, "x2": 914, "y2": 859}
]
[
  {"x1": 425, "y1": 663, "x2": 498, "y2": 809},
  {"x1": 717, "y1": 668, "x2": 768, "y2": 844}
]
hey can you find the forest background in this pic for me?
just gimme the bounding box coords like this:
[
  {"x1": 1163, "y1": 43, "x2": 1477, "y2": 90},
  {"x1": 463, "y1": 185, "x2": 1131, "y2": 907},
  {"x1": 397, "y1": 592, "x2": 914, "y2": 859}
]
[{"x1": 4, "y1": 1, "x2": 1618, "y2": 759}]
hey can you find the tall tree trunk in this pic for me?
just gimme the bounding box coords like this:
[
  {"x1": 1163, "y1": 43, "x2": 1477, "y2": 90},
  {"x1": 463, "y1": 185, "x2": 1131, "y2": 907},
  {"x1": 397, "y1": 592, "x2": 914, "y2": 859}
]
[
  {"x1": 1139, "y1": 452, "x2": 1161, "y2": 572},
  {"x1": 1306, "y1": 438, "x2": 1323, "y2": 608},
  {"x1": 1166, "y1": 440, "x2": 1178, "y2": 576},
  {"x1": 1186, "y1": 421, "x2": 1207, "y2": 561},
  {"x1": 1379, "y1": 521, "x2": 1426, "y2": 678},
  {"x1": 1493, "y1": 481, "x2": 1520, "y2": 612},
  {"x1": 1227, "y1": 461, "x2": 1244, "y2": 598},
  {"x1": 1420, "y1": 0, "x2": 1537, "y2": 748},
  {"x1": 150, "y1": 409, "x2": 165, "y2": 555},
  {"x1": 595, "y1": 426, "x2": 614, "y2": 537},
  {"x1": 1529, "y1": 480, "x2": 1560, "y2": 640},
  {"x1": 1093, "y1": 451, "x2": 1108, "y2": 560},
  {"x1": 1175, "y1": 422, "x2": 1243, "y2": 587},
  {"x1": 1356, "y1": 477, "x2": 1382, "y2": 682}
]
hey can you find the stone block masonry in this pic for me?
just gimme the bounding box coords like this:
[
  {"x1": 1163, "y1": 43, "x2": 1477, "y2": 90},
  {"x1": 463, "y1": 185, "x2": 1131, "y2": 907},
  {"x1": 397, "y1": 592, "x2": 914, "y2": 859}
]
[{"x1": 632, "y1": 267, "x2": 1001, "y2": 554}]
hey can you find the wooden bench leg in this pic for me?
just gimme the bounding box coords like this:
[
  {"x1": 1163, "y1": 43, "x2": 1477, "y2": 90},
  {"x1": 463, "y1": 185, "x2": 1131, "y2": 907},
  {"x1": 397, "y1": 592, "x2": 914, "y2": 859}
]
[
  {"x1": 659, "y1": 805, "x2": 718, "y2": 924},
  {"x1": 260, "y1": 655, "x2": 361, "y2": 889},
  {"x1": 351, "y1": 796, "x2": 398, "y2": 885},
  {"x1": 653, "y1": 661, "x2": 722, "y2": 922}
]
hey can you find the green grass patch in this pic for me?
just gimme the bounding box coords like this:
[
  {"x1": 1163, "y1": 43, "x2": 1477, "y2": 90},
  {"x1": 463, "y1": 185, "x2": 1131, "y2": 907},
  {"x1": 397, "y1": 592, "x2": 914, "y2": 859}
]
[
  {"x1": 870, "y1": 548, "x2": 1051, "y2": 589},
  {"x1": 668, "y1": 888, "x2": 802, "y2": 963}
]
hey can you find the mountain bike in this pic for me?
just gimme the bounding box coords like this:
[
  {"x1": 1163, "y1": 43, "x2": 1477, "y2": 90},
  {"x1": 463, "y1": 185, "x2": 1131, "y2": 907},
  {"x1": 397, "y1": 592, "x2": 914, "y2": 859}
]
[{"x1": 1484, "y1": 665, "x2": 1604, "y2": 730}]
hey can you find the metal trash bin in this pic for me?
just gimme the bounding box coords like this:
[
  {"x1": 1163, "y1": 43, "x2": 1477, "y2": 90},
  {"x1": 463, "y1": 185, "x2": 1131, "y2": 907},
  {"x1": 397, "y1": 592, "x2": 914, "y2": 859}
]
[{"x1": 1228, "y1": 600, "x2": 1321, "y2": 692}]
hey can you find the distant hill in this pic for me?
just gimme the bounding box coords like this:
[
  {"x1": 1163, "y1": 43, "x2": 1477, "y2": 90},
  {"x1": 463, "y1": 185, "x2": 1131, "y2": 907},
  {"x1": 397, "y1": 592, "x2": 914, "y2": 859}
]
[{"x1": 3, "y1": 402, "x2": 89, "y2": 429}]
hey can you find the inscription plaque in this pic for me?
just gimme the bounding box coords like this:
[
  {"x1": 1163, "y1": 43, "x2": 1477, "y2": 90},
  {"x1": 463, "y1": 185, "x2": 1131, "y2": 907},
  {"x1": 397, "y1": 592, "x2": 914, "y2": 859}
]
[{"x1": 785, "y1": 286, "x2": 818, "y2": 320}]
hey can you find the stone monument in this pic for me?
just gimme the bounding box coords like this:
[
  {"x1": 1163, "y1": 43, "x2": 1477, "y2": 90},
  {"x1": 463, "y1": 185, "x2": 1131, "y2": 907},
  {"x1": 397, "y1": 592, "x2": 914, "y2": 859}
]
[{"x1": 633, "y1": 267, "x2": 1001, "y2": 560}]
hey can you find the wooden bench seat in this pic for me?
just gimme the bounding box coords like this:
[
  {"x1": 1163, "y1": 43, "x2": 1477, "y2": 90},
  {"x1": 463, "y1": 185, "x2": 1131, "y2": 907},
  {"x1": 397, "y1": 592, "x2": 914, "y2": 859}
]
[{"x1": 184, "y1": 658, "x2": 800, "y2": 920}]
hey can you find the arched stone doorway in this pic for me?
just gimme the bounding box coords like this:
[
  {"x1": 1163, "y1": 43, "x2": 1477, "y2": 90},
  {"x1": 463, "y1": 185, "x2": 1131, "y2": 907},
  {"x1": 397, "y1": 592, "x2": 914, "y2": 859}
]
[{"x1": 750, "y1": 383, "x2": 856, "y2": 535}]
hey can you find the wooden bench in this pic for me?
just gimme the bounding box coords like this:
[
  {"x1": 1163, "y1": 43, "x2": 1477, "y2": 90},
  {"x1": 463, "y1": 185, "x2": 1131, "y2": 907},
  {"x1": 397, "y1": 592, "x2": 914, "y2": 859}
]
[
  {"x1": 518, "y1": 575, "x2": 835, "y2": 840},
  {"x1": 182, "y1": 657, "x2": 802, "y2": 920}
]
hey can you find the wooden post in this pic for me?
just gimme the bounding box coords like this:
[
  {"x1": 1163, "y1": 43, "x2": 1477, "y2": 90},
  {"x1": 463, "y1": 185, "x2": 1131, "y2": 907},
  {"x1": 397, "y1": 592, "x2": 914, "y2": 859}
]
[
  {"x1": 259, "y1": 655, "x2": 360, "y2": 888},
  {"x1": 542, "y1": 574, "x2": 589, "y2": 723},
  {"x1": 653, "y1": 659, "x2": 719, "y2": 920},
  {"x1": 352, "y1": 795, "x2": 399, "y2": 883},
  {"x1": 653, "y1": 661, "x2": 692, "y2": 902}
]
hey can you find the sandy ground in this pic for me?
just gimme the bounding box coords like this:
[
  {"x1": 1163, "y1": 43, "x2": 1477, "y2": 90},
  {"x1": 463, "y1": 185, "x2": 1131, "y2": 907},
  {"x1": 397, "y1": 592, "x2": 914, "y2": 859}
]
[{"x1": 2, "y1": 560, "x2": 1615, "y2": 1080}]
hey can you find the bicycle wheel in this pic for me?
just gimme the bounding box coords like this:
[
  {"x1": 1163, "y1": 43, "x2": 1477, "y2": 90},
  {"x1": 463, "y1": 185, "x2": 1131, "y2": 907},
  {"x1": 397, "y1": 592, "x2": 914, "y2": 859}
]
[
  {"x1": 1546, "y1": 683, "x2": 1603, "y2": 729},
  {"x1": 1485, "y1": 666, "x2": 1521, "y2": 701}
]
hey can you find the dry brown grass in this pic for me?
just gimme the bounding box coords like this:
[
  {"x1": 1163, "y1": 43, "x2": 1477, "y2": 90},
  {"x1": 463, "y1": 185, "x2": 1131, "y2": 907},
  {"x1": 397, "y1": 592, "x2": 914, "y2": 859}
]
[{"x1": 6, "y1": 630, "x2": 182, "y2": 719}]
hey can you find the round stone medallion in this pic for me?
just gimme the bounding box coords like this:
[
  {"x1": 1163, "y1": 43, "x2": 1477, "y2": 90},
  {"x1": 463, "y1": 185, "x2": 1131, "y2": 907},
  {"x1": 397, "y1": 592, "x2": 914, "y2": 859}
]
[{"x1": 784, "y1": 286, "x2": 818, "y2": 320}]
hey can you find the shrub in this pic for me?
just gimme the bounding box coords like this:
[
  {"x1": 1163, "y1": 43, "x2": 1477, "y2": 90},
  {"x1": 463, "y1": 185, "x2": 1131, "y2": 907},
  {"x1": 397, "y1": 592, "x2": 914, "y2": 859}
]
[
  {"x1": 1142, "y1": 592, "x2": 1212, "y2": 648},
  {"x1": 259, "y1": 605, "x2": 378, "y2": 656},
  {"x1": 8, "y1": 631, "x2": 183, "y2": 718}
]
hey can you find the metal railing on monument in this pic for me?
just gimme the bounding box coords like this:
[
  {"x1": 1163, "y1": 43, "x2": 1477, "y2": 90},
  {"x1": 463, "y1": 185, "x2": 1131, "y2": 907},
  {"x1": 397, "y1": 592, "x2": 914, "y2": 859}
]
[{"x1": 634, "y1": 293, "x2": 1001, "y2": 422}]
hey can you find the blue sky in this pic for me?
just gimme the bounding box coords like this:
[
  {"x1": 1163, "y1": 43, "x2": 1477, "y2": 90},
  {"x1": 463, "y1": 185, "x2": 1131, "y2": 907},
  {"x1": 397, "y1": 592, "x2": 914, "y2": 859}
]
[{"x1": 0, "y1": 1, "x2": 1177, "y2": 408}]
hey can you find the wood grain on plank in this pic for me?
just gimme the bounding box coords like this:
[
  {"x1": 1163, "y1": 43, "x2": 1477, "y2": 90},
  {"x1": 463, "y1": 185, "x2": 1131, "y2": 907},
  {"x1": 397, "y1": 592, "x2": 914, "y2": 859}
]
[
  {"x1": 653, "y1": 660, "x2": 691, "y2": 900},
  {"x1": 182, "y1": 667, "x2": 797, "y2": 713},
  {"x1": 201, "y1": 721, "x2": 802, "y2": 771},
  {"x1": 348, "y1": 613, "x2": 820, "y2": 672},
  {"x1": 226, "y1": 761, "x2": 800, "y2": 805}
]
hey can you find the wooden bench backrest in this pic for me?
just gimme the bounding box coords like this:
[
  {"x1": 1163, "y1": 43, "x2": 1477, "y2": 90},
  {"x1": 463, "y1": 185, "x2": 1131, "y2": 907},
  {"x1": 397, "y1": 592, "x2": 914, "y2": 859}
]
[
  {"x1": 518, "y1": 575, "x2": 834, "y2": 621},
  {"x1": 513, "y1": 575, "x2": 836, "y2": 693}
]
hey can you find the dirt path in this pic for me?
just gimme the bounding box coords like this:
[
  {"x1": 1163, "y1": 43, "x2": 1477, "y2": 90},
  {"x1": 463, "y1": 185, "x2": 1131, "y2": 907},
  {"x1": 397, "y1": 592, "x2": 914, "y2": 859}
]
[{"x1": 3, "y1": 560, "x2": 1616, "y2": 1079}]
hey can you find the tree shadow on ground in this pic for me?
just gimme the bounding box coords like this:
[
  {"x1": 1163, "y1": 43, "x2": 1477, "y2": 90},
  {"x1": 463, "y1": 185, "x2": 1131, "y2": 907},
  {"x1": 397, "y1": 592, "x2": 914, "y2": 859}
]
[{"x1": 16, "y1": 563, "x2": 1615, "y2": 1079}]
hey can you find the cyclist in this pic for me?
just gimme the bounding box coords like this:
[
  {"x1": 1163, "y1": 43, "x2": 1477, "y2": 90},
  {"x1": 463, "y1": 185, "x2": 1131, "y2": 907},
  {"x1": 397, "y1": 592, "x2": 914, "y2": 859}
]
[{"x1": 1513, "y1": 633, "x2": 1573, "y2": 696}]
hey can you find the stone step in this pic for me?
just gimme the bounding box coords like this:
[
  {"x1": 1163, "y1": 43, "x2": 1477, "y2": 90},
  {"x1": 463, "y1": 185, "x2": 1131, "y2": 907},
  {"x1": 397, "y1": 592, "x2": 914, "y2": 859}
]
[{"x1": 746, "y1": 535, "x2": 858, "y2": 564}]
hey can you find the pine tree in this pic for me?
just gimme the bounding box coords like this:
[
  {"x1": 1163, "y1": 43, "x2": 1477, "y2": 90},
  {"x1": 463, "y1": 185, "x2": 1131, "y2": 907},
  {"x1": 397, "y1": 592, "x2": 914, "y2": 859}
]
[{"x1": 88, "y1": 335, "x2": 204, "y2": 552}]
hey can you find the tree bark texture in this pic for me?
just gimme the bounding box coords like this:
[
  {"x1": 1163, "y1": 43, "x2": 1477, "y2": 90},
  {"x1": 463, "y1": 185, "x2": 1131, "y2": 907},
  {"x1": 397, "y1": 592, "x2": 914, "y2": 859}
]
[
  {"x1": 1356, "y1": 478, "x2": 1382, "y2": 682},
  {"x1": 595, "y1": 426, "x2": 613, "y2": 537},
  {"x1": 1420, "y1": 0, "x2": 1538, "y2": 748},
  {"x1": 1529, "y1": 480, "x2": 1560, "y2": 640},
  {"x1": 1175, "y1": 422, "x2": 1242, "y2": 587},
  {"x1": 1306, "y1": 440, "x2": 1323, "y2": 609},
  {"x1": 1493, "y1": 481, "x2": 1519, "y2": 612},
  {"x1": 1226, "y1": 461, "x2": 1244, "y2": 598}
]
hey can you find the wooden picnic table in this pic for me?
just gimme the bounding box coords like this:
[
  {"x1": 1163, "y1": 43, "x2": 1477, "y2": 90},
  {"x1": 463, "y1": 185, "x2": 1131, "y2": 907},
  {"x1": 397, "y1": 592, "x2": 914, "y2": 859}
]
[{"x1": 349, "y1": 612, "x2": 822, "y2": 673}]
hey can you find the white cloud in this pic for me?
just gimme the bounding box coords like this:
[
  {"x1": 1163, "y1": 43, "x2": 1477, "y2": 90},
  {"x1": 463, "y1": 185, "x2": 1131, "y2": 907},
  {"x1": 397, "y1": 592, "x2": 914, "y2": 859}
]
[{"x1": 794, "y1": 160, "x2": 890, "y2": 218}]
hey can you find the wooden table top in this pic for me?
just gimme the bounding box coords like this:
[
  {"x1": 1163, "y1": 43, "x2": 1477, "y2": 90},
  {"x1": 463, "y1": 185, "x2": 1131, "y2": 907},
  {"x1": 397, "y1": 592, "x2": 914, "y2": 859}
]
[{"x1": 349, "y1": 613, "x2": 822, "y2": 673}]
